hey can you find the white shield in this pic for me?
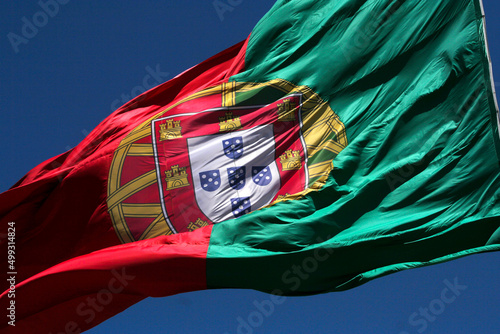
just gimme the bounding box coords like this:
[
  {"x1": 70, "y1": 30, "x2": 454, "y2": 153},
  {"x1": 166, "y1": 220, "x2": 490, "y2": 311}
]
[{"x1": 187, "y1": 124, "x2": 280, "y2": 223}]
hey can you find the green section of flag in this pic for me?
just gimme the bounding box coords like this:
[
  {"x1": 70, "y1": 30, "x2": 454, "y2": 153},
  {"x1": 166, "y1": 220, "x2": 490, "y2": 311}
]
[{"x1": 207, "y1": 0, "x2": 500, "y2": 294}]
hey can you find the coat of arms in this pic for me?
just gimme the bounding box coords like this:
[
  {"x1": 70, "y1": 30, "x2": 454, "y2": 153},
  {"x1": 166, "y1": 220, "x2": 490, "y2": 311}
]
[{"x1": 107, "y1": 80, "x2": 347, "y2": 243}]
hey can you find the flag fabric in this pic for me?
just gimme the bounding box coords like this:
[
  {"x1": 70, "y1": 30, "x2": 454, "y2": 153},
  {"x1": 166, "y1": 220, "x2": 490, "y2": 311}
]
[{"x1": 2, "y1": 0, "x2": 500, "y2": 332}]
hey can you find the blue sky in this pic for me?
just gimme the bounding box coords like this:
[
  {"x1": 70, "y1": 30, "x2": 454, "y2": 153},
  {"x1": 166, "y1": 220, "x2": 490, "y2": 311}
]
[{"x1": 1, "y1": 1, "x2": 499, "y2": 333}]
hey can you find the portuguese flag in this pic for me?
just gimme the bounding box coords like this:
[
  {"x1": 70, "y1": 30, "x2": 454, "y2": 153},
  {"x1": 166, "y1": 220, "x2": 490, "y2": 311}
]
[{"x1": 2, "y1": 0, "x2": 500, "y2": 332}]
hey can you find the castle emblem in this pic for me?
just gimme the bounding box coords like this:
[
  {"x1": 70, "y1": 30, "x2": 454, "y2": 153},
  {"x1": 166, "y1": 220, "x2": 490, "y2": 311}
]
[
  {"x1": 165, "y1": 165, "x2": 190, "y2": 190},
  {"x1": 219, "y1": 112, "x2": 242, "y2": 132},
  {"x1": 159, "y1": 119, "x2": 182, "y2": 141},
  {"x1": 279, "y1": 150, "x2": 301, "y2": 171},
  {"x1": 277, "y1": 98, "x2": 296, "y2": 122},
  {"x1": 187, "y1": 218, "x2": 209, "y2": 232}
]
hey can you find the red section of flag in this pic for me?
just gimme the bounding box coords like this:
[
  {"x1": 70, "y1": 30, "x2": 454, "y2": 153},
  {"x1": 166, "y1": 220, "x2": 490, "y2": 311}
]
[
  {"x1": 0, "y1": 38, "x2": 248, "y2": 332},
  {"x1": 1, "y1": 226, "x2": 211, "y2": 333}
]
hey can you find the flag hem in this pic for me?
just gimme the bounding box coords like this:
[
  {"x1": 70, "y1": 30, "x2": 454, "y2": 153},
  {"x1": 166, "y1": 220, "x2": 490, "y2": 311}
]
[{"x1": 476, "y1": 0, "x2": 500, "y2": 160}]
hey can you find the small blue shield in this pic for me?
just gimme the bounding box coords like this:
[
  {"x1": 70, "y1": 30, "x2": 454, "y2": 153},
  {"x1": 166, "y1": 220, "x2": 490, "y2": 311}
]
[
  {"x1": 228, "y1": 166, "x2": 246, "y2": 190},
  {"x1": 231, "y1": 197, "x2": 251, "y2": 218},
  {"x1": 222, "y1": 137, "x2": 244, "y2": 160},
  {"x1": 252, "y1": 166, "x2": 273, "y2": 186},
  {"x1": 199, "y1": 170, "x2": 221, "y2": 192}
]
